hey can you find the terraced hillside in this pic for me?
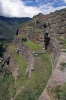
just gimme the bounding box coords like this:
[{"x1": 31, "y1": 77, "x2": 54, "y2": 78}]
[
  {"x1": 0, "y1": 38, "x2": 52, "y2": 100},
  {"x1": 0, "y1": 8, "x2": 66, "y2": 100}
]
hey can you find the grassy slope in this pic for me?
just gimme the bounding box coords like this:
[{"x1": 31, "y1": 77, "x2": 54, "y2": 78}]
[
  {"x1": 23, "y1": 40, "x2": 42, "y2": 51},
  {"x1": 14, "y1": 53, "x2": 52, "y2": 100},
  {"x1": 0, "y1": 44, "x2": 28, "y2": 100},
  {"x1": 13, "y1": 41, "x2": 52, "y2": 100},
  {"x1": 0, "y1": 40, "x2": 52, "y2": 100},
  {"x1": 0, "y1": 72, "x2": 15, "y2": 100},
  {"x1": 48, "y1": 83, "x2": 66, "y2": 100},
  {"x1": 0, "y1": 17, "x2": 31, "y2": 39},
  {"x1": 0, "y1": 43, "x2": 15, "y2": 100}
]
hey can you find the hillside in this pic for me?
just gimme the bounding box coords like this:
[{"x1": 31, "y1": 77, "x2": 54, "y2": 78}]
[
  {"x1": 0, "y1": 16, "x2": 31, "y2": 39},
  {"x1": 0, "y1": 38, "x2": 52, "y2": 100},
  {"x1": 0, "y1": 8, "x2": 66, "y2": 100}
]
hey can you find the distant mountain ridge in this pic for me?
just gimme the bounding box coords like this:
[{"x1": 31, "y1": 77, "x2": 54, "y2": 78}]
[{"x1": 0, "y1": 16, "x2": 31, "y2": 39}]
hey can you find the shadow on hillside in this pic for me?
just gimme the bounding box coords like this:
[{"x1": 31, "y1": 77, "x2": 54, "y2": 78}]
[
  {"x1": 0, "y1": 39, "x2": 12, "y2": 57},
  {"x1": 0, "y1": 42, "x2": 6, "y2": 57}
]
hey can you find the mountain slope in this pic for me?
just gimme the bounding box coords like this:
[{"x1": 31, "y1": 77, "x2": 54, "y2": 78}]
[{"x1": 0, "y1": 16, "x2": 31, "y2": 39}]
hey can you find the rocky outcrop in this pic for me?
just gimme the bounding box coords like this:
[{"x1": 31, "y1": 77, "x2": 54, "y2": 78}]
[{"x1": 48, "y1": 8, "x2": 66, "y2": 36}]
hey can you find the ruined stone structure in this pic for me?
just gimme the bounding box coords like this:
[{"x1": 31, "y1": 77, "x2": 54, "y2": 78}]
[
  {"x1": 2, "y1": 8, "x2": 65, "y2": 100},
  {"x1": 13, "y1": 36, "x2": 34, "y2": 77},
  {"x1": 17, "y1": 13, "x2": 49, "y2": 46},
  {"x1": 47, "y1": 8, "x2": 66, "y2": 70},
  {"x1": 49, "y1": 37, "x2": 60, "y2": 70},
  {"x1": 15, "y1": 8, "x2": 66, "y2": 100},
  {"x1": 9, "y1": 57, "x2": 19, "y2": 79},
  {"x1": 48, "y1": 8, "x2": 66, "y2": 36},
  {"x1": 15, "y1": 8, "x2": 66, "y2": 75},
  {"x1": 38, "y1": 8, "x2": 66, "y2": 100}
]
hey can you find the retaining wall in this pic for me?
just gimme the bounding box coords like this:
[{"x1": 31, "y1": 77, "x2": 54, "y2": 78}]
[{"x1": 13, "y1": 36, "x2": 34, "y2": 77}]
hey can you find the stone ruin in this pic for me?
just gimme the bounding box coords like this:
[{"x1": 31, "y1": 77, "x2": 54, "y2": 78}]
[
  {"x1": 14, "y1": 8, "x2": 66, "y2": 78},
  {"x1": 13, "y1": 36, "x2": 34, "y2": 78}
]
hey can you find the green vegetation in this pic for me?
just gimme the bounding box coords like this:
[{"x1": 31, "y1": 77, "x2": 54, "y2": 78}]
[
  {"x1": 33, "y1": 28, "x2": 43, "y2": 32},
  {"x1": 56, "y1": 36, "x2": 66, "y2": 49},
  {"x1": 0, "y1": 73, "x2": 16, "y2": 100},
  {"x1": 48, "y1": 83, "x2": 66, "y2": 100},
  {"x1": 23, "y1": 40, "x2": 43, "y2": 52},
  {"x1": 0, "y1": 44, "x2": 28, "y2": 100},
  {"x1": 20, "y1": 22, "x2": 43, "y2": 33},
  {"x1": 0, "y1": 42, "x2": 16, "y2": 100},
  {"x1": 0, "y1": 40, "x2": 52, "y2": 100},
  {"x1": 14, "y1": 53, "x2": 52, "y2": 100},
  {"x1": 20, "y1": 22, "x2": 27, "y2": 28},
  {"x1": 0, "y1": 40, "x2": 12, "y2": 57},
  {"x1": 13, "y1": 53, "x2": 28, "y2": 90},
  {"x1": 60, "y1": 38, "x2": 66, "y2": 49},
  {"x1": 59, "y1": 62, "x2": 66, "y2": 71},
  {"x1": 26, "y1": 27, "x2": 43, "y2": 32},
  {"x1": 0, "y1": 17, "x2": 31, "y2": 39},
  {"x1": 18, "y1": 34, "x2": 26, "y2": 38}
]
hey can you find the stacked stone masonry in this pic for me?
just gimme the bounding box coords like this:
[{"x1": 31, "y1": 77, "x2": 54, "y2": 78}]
[
  {"x1": 6, "y1": 48, "x2": 19, "y2": 79},
  {"x1": 17, "y1": 8, "x2": 66, "y2": 72},
  {"x1": 48, "y1": 8, "x2": 66, "y2": 36},
  {"x1": 48, "y1": 37, "x2": 60, "y2": 70},
  {"x1": 13, "y1": 36, "x2": 34, "y2": 77}
]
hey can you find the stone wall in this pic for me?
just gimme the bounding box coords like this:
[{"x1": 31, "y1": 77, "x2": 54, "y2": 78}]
[
  {"x1": 13, "y1": 36, "x2": 34, "y2": 77},
  {"x1": 9, "y1": 57, "x2": 19, "y2": 80},
  {"x1": 18, "y1": 28, "x2": 47, "y2": 47},
  {"x1": 47, "y1": 8, "x2": 66, "y2": 70},
  {"x1": 17, "y1": 13, "x2": 49, "y2": 47},
  {"x1": 15, "y1": 8, "x2": 66, "y2": 72},
  {"x1": 6, "y1": 48, "x2": 19, "y2": 79},
  {"x1": 26, "y1": 29, "x2": 45, "y2": 45},
  {"x1": 48, "y1": 37, "x2": 60, "y2": 71},
  {"x1": 48, "y1": 8, "x2": 66, "y2": 36},
  {"x1": 38, "y1": 8, "x2": 66, "y2": 100}
]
